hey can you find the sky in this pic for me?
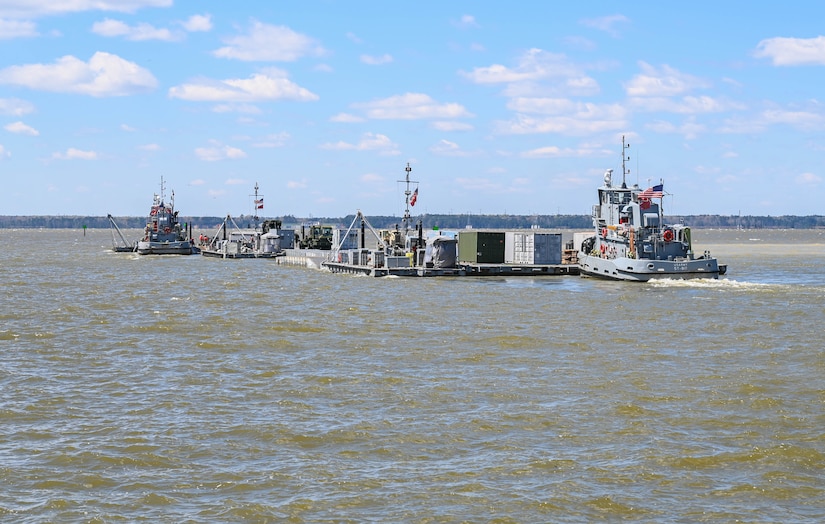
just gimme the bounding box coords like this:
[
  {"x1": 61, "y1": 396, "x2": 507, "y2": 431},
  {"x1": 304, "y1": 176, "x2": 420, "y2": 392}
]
[{"x1": 1, "y1": 1, "x2": 824, "y2": 218}]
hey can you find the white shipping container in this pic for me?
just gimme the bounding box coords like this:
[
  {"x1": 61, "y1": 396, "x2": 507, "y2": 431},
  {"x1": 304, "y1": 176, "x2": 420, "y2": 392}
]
[
  {"x1": 504, "y1": 232, "x2": 562, "y2": 264},
  {"x1": 572, "y1": 231, "x2": 593, "y2": 253}
]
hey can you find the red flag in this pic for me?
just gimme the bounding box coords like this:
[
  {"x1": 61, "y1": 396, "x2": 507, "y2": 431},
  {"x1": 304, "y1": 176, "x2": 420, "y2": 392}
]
[{"x1": 410, "y1": 187, "x2": 418, "y2": 207}]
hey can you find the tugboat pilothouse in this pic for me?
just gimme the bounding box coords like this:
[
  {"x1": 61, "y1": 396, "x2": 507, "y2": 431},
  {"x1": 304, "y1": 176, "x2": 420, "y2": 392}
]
[{"x1": 578, "y1": 137, "x2": 726, "y2": 281}]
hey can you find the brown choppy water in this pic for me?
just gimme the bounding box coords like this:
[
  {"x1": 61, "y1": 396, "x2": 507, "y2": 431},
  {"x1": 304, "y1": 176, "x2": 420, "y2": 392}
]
[{"x1": 2, "y1": 228, "x2": 824, "y2": 522}]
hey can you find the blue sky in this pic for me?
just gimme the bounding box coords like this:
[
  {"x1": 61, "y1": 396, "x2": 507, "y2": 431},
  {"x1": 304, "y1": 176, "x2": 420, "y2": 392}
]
[{"x1": 1, "y1": 1, "x2": 824, "y2": 218}]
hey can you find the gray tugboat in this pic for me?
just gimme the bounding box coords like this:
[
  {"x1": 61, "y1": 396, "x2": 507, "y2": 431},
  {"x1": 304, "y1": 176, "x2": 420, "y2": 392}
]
[
  {"x1": 136, "y1": 178, "x2": 195, "y2": 255},
  {"x1": 578, "y1": 137, "x2": 726, "y2": 281}
]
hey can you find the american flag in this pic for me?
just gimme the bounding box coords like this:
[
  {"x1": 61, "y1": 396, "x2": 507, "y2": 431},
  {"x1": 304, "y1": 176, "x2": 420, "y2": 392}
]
[
  {"x1": 410, "y1": 187, "x2": 418, "y2": 207},
  {"x1": 639, "y1": 184, "x2": 663, "y2": 199},
  {"x1": 255, "y1": 198, "x2": 264, "y2": 209}
]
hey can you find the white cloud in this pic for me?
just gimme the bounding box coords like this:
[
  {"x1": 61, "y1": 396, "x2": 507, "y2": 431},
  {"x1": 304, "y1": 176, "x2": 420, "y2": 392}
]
[
  {"x1": 4, "y1": 121, "x2": 38, "y2": 135},
  {"x1": 624, "y1": 62, "x2": 710, "y2": 97},
  {"x1": 430, "y1": 139, "x2": 476, "y2": 157},
  {"x1": 252, "y1": 132, "x2": 290, "y2": 148},
  {"x1": 92, "y1": 18, "x2": 178, "y2": 41},
  {"x1": 580, "y1": 14, "x2": 629, "y2": 37},
  {"x1": 0, "y1": 98, "x2": 34, "y2": 115},
  {"x1": 0, "y1": 0, "x2": 172, "y2": 19},
  {"x1": 761, "y1": 108, "x2": 825, "y2": 129},
  {"x1": 719, "y1": 102, "x2": 825, "y2": 134},
  {"x1": 353, "y1": 93, "x2": 472, "y2": 120},
  {"x1": 754, "y1": 36, "x2": 825, "y2": 66},
  {"x1": 628, "y1": 95, "x2": 745, "y2": 114},
  {"x1": 225, "y1": 178, "x2": 246, "y2": 185},
  {"x1": 287, "y1": 179, "x2": 307, "y2": 189},
  {"x1": 0, "y1": 52, "x2": 157, "y2": 97},
  {"x1": 360, "y1": 173, "x2": 384, "y2": 183},
  {"x1": 431, "y1": 121, "x2": 474, "y2": 131},
  {"x1": 494, "y1": 113, "x2": 626, "y2": 135},
  {"x1": 562, "y1": 35, "x2": 597, "y2": 51},
  {"x1": 212, "y1": 103, "x2": 261, "y2": 114},
  {"x1": 52, "y1": 148, "x2": 99, "y2": 160},
  {"x1": 462, "y1": 48, "x2": 600, "y2": 97},
  {"x1": 795, "y1": 172, "x2": 822, "y2": 185},
  {"x1": 520, "y1": 145, "x2": 610, "y2": 158},
  {"x1": 453, "y1": 14, "x2": 480, "y2": 29},
  {"x1": 182, "y1": 14, "x2": 211, "y2": 32},
  {"x1": 138, "y1": 143, "x2": 160, "y2": 151},
  {"x1": 320, "y1": 132, "x2": 400, "y2": 155},
  {"x1": 0, "y1": 18, "x2": 37, "y2": 39},
  {"x1": 195, "y1": 141, "x2": 247, "y2": 161},
  {"x1": 462, "y1": 48, "x2": 588, "y2": 84},
  {"x1": 213, "y1": 20, "x2": 324, "y2": 61},
  {"x1": 330, "y1": 112, "x2": 365, "y2": 123},
  {"x1": 494, "y1": 99, "x2": 627, "y2": 136},
  {"x1": 506, "y1": 98, "x2": 628, "y2": 120},
  {"x1": 360, "y1": 53, "x2": 393, "y2": 65},
  {"x1": 645, "y1": 118, "x2": 705, "y2": 139},
  {"x1": 169, "y1": 70, "x2": 318, "y2": 102}
]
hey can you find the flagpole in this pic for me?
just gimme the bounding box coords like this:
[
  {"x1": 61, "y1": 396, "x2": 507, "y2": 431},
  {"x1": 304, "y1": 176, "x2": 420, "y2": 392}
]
[
  {"x1": 250, "y1": 182, "x2": 263, "y2": 230},
  {"x1": 398, "y1": 162, "x2": 418, "y2": 237}
]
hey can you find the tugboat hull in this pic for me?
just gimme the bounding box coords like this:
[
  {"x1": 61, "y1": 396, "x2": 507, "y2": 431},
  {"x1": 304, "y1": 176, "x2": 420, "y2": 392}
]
[
  {"x1": 136, "y1": 240, "x2": 194, "y2": 255},
  {"x1": 579, "y1": 254, "x2": 722, "y2": 282}
]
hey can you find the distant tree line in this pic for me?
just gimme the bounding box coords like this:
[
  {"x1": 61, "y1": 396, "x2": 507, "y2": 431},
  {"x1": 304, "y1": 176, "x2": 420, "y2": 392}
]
[{"x1": 1, "y1": 214, "x2": 823, "y2": 230}]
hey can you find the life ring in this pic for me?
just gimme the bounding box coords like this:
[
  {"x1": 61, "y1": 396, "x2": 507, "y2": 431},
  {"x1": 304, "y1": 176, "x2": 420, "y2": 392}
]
[
  {"x1": 601, "y1": 227, "x2": 608, "y2": 237},
  {"x1": 164, "y1": 227, "x2": 171, "y2": 234},
  {"x1": 663, "y1": 229, "x2": 674, "y2": 242},
  {"x1": 150, "y1": 208, "x2": 157, "y2": 216}
]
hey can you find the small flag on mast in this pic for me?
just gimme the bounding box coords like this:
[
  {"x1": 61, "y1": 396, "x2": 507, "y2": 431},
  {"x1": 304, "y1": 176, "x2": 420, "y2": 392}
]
[
  {"x1": 410, "y1": 187, "x2": 418, "y2": 207},
  {"x1": 255, "y1": 198, "x2": 264, "y2": 209},
  {"x1": 639, "y1": 184, "x2": 663, "y2": 199}
]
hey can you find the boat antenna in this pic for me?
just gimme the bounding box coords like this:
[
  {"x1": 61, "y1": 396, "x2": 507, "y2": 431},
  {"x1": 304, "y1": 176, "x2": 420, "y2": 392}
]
[
  {"x1": 398, "y1": 162, "x2": 418, "y2": 235},
  {"x1": 621, "y1": 135, "x2": 630, "y2": 189},
  {"x1": 250, "y1": 182, "x2": 262, "y2": 229},
  {"x1": 159, "y1": 176, "x2": 166, "y2": 205}
]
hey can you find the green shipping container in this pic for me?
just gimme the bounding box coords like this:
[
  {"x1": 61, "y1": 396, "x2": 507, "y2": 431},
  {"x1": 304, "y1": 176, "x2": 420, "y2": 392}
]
[{"x1": 458, "y1": 231, "x2": 505, "y2": 263}]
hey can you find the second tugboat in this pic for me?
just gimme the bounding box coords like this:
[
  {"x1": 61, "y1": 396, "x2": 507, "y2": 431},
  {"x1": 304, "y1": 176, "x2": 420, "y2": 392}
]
[
  {"x1": 136, "y1": 177, "x2": 195, "y2": 255},
  {"x1": 578, "y1": 137, "x2": 726, "y2": 281}
]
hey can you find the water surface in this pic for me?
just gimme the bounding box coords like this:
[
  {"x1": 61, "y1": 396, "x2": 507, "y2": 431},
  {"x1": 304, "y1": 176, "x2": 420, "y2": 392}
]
[{"x1": 2, "y1": 228, "x2": 824, "y2": 522}]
